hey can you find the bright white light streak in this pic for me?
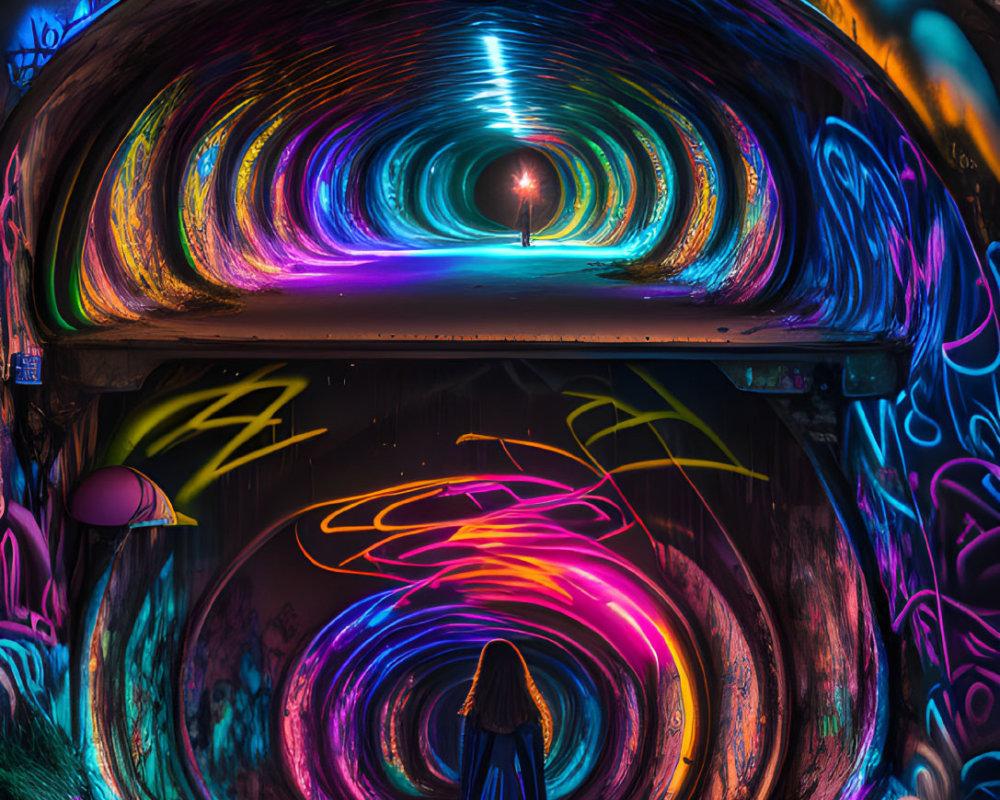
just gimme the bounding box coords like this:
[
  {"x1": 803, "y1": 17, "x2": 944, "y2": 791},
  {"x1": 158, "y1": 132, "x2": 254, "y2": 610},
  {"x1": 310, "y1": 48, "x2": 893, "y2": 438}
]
[{"x1": 481, "y1": 35, "x2": 522, "y2": 135}]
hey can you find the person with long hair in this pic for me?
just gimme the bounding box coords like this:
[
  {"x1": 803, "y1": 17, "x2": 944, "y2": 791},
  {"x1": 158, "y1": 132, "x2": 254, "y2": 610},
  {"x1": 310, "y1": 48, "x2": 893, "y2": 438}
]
[{"x1": 458, "y1": 639, "x2": 552, "y2": 800}]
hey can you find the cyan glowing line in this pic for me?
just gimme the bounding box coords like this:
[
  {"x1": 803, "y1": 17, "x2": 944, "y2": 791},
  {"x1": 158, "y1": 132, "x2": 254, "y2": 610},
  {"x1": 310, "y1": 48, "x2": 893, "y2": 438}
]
[
  {"x1": 481, "y1": 35, "x2": 522, "y2": 135},
  {"x1": 852, "y1": 404, "x2": 889, "y2": 468},
  {"x1": 962, "y1": 752, "x2": 1000, "y2": 782}
]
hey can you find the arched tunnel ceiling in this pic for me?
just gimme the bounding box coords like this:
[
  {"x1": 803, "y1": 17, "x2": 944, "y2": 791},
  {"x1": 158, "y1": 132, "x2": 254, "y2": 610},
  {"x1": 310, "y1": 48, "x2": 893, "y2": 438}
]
[{"x1": 0, "y1": 0, "x2": 981, "y2": 348}]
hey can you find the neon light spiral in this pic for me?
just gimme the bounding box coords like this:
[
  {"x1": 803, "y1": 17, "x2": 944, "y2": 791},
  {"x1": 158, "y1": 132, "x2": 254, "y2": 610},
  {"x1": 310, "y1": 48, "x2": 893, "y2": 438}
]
[{"x1": 281, "y1": 471, "x2": 707, "y2": 800}]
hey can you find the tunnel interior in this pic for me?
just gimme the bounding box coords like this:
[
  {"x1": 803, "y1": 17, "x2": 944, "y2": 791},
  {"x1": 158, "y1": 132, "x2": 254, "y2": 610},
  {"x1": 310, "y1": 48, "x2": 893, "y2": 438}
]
[{"x1": 1, "y1": 1, "x2": 1000, "y2": 799}]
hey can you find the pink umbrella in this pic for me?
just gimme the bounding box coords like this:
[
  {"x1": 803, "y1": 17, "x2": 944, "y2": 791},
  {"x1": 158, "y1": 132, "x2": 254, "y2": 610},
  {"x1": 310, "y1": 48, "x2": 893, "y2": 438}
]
[{"x1": 68, "y1": 466, "x2": 196, "y2": 528}]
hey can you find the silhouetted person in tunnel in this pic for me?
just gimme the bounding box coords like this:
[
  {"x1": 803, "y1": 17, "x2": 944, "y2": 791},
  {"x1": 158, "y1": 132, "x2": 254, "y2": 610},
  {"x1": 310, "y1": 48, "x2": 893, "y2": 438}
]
[
  {"x1": 512, "y1": 170, "x2": 536, "y2": 247},
  {"x1": 517, "y1": 198, "x2": 531, "y2": 247},
  {"x1": 459, "y1": 639, "x2": 551, "y2": 800}
]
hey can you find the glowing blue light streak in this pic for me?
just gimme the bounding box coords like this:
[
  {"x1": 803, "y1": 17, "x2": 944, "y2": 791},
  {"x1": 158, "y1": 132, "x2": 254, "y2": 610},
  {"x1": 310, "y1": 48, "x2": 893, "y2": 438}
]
[{"x1": 481, "y1": 36, "x2": 522, "y2": 135}]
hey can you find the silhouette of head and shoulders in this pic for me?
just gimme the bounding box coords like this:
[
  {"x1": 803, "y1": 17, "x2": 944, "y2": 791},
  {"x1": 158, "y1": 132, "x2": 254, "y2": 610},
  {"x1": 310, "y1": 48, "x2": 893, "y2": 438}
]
[{"x1": 460, "y1": 639, "x2": 552, "y2": 747}]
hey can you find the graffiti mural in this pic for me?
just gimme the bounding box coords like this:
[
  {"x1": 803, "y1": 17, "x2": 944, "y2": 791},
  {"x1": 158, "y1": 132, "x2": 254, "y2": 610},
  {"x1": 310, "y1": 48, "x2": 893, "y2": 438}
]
[
  {"x1": 0, "y1": 0, "x2": 998, "y2": 798},
  {"x1": 3, "y1": 359, "x2": 883, "y2": 799}
]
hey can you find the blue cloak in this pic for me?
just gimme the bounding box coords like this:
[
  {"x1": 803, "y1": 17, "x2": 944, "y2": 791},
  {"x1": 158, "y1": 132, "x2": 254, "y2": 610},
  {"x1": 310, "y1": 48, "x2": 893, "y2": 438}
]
[{"x1": 459, "y1": 716, "x2": 547, "y2": 800}]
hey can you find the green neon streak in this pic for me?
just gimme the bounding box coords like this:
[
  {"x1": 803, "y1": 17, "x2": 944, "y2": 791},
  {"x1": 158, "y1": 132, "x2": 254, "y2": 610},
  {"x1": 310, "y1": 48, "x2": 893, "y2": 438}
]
[
  {"x1": 46, "y1": 250, "x2": 77, "y2": 332},
  {"x1": 178, "y1": 202, "x2": 196, "y2": 273}
]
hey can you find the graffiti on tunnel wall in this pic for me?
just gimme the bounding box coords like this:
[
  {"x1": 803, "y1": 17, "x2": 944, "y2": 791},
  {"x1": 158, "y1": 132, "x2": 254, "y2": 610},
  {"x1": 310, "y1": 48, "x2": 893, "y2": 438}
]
[
  {"x1": 0, "y1": 0, "x2": 999, "y2": 797},
  {"x1": 4, "y1": 360, "x2": 884, "y2": 799}
]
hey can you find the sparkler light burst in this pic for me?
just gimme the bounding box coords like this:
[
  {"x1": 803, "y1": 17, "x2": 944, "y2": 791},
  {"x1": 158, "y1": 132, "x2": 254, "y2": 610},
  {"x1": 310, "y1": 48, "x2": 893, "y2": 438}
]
[{"x1": 514, "y1": 171, "x2": 536, "y2": 196}]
